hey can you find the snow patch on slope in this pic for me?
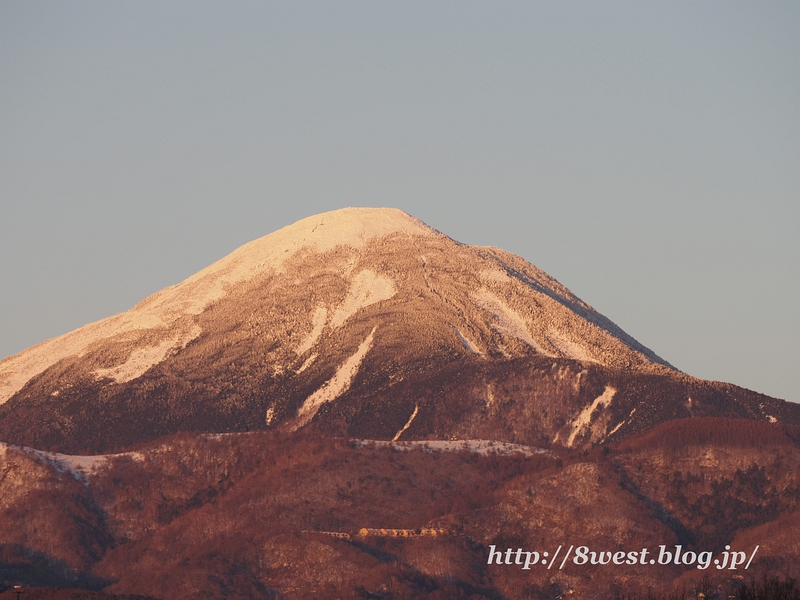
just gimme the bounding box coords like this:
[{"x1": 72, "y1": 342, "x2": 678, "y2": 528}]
[
  {"x1": 547, "y1": 331, "x2": 596, "y2": 363},
  {"x1": 564, "y1": 386, "x2": 617, "y2": 447},
  {"x1": 295, "y1": 353, "x2": 318, "y2": 374},
  {"x1": 0, "y1": 319, "x2": 201, "y2": 404},
  {"x1": 392, "y1": 405, "x2": 419, "y2": 441},
  {"x1": 4, "y1": 442, "x2": 144, "y2": 481},
  {"x1": 455, "y1": 328, "x2": 483, "y2": 356},
  {"x1": 607, "y1": 400, "x2": 638, "y2": 438},
  {"x1": 93, "y1": 340, "x2": 176, "y2": 384},
  {"x1": 295, "y1": 327, "x2": 377, "y2": 429},
  {"x1": 472, "y1": 289, "x2": 546, "y2": 353},
  {"x1": 296, "y1": 307, "x2": 327, "y2": 355},
  {"x1": 93, "y1": 325, "x2": 201, "y2": 384},
  {"x1": 330, "y1": 271, "x2": 396, "y2": 328}
]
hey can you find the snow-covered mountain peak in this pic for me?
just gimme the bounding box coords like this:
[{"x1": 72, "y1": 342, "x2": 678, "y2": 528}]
[
  {"x1": 0, "y1": 207, "x2": 669, "y2": 415},
  {"x1": 273, "y1": 207, "x2": 439, "y2": 251},
  {"x1": 196, "y1": 207, "x2": 437, "y2": 277},
  {"x1": 166, "y1": 207, "x2": 439, "y2": 309},
  {"x1": 0, "y1": 208, "x2": 438, "y2": 405},
  {"x1": 5, "y1": 207, "x2": 798, "y2": 456}
]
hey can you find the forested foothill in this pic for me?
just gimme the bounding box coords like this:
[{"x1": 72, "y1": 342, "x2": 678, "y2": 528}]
[{"x1": 2, "y1": 416, "x2": 799, "y2": 599}]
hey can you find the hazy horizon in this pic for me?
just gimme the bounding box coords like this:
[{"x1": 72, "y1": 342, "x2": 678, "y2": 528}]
[{"x1": 1, "y1": 2, "x2": 798, "y2": 402}]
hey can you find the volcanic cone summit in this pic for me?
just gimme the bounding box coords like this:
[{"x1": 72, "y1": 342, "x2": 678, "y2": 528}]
[{"x1": 5, "y1": 207, "x2": 791, "y2": 454}]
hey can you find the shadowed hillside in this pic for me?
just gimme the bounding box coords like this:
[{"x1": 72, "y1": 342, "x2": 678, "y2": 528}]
[{"x1": 1, "y1": 420, "x2": 798, "y2": 599}]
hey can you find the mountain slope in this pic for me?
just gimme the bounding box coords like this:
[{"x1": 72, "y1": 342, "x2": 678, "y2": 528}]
[
  {"x1": 3, "y1": 423, "x2": 800, "y2": 599},
  {"x1": 0, "y1": 208, "x2": 796, "y2": 453}
]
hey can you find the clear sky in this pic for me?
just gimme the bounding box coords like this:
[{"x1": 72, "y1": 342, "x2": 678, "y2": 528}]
[{"x1": 1, "y1": 2, "x2": 798, "y2": 402}]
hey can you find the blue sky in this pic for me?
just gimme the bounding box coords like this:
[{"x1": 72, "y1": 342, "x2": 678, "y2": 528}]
[{"x1": 1, "y1": 1, "x2": 798, "y2": 402}]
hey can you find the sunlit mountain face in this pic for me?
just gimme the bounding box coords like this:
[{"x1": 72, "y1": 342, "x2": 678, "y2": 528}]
[{"x1": 1, "y1": 208, "x2": 799, "y2": 599}]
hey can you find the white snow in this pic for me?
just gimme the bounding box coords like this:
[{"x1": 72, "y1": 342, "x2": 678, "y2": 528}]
[
  {"x1": 565, "y1": 385, "x2": 617, "y2": 447},
  {"x1": 329, "y1": 270, "x2": 396, "y2": 328},
  {"x1": 295, "y1": 353, "x2": 318, "y2": 374},
  {"x1": 602, "y1": 406, "x2": 635, "y2": 438},
  {"x1": 472, "y1": 289, "x2": 546, "y2": 353},
  {"x1": 92, "y1": 325, "x2": 200, "y2": 383},
  {"x1": 758, "y1": 403, "x2": 778, "y2": 423},
  {"x1": 455, "y1": 328, "x2": 483, "y2": 356},
  {"x1": 4, "y1": 443, "x2": 144, "y2": 481},
  {"x1": 546, "y1": 331, "x2": 595, "y2": 363},
  {"x1": 93, "y1": 340, "x2": 176, "y2": 383},
  {"x1": 392, "y1": 405, "x2": 419, "y2": 441},
  {"x1": 604, "y1": 406, "x2": 639, "y2": 436},
  {"x1": 294, "y1": 326, "x2": 377, "y2": 428},
  {"x1": 0, "y1": 319, "x2": 200, "y2": 404},
  {"x1": 606, "y1": 420, "x2": 624, "y2": 437},
  {"x1": 296, "y1": 307, "x2": 327, "y2": 355},
  {"x1": 174, "y1": 207, "x2": 434, "y2": 316}
]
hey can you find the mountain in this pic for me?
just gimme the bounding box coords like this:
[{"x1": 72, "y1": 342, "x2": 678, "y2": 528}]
[
  {"x1": 3, "y1": 207, "x2": 800, "y2": 599},
  {"x1": 0, "y1": 207, "x2": 797, "y2": 454}
]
